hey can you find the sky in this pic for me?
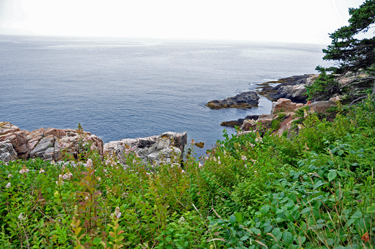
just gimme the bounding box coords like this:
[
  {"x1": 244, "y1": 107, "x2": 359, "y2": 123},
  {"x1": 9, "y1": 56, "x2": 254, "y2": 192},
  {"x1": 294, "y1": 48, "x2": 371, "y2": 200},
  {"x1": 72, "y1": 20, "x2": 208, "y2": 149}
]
[{"x1": 0, "y1": 0, "x2": 368, "y2": 44}]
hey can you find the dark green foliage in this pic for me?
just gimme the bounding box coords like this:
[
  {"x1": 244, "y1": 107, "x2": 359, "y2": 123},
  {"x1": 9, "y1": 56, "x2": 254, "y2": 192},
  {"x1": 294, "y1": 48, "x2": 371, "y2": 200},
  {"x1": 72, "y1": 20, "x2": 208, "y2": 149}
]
[{"x1": 308, "y1": 0, "x2": 375, "y2": 101}]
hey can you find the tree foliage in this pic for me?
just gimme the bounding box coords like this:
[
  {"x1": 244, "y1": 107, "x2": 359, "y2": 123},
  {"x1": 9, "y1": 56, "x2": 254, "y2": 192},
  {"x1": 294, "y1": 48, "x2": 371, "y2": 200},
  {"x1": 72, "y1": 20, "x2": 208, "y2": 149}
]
[{"x1": 308, "y1": 0, "x2": 375, "y2": 101}]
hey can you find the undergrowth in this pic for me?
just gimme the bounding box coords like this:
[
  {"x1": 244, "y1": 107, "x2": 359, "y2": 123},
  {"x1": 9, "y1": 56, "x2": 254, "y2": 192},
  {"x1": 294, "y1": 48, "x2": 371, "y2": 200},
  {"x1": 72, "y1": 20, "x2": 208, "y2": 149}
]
[{"x1": 1, "y1": 97, "x2": 375, "y2": 248}]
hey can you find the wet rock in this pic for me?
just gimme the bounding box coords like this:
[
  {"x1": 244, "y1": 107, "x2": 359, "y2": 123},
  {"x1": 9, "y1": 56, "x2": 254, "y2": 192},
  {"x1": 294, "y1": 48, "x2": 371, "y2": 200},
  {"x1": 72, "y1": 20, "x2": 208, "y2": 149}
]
[
  {"x1": 0, "y1": 140, "x2": 18, "y2": 162},
  {"x1": 104, "y1": 132, "x2": 187, "y2": 166},
  {"x1": 257, "y1": 74, "x2": 319, "y2": 104},
  {"x1": 207, "y1": 91, "x2": 260, "y2": 109}
]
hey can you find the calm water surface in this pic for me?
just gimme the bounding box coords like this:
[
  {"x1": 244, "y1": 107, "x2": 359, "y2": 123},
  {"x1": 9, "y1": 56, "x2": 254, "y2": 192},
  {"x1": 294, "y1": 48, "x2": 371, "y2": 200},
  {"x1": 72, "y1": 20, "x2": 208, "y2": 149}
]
[{"x1": 0, "y1": 36, "x2": 330, "y2": 157}]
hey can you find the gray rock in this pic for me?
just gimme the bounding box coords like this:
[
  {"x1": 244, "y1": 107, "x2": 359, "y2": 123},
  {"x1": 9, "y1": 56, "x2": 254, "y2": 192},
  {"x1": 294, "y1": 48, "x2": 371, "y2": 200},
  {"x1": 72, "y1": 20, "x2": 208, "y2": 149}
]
[
  {"x1": 104, "y1": 132, "x2": 187, "y2": 166},
  {"x1": 221, "y1": 115, "x2": 260, "y2": 127},
  {"x1": 0, "y1": 140, "x2": 18, "y2": 162},
  {"x1": 30, "y1": 137, "x2": 55, "y2": 158},
  {"x1": 256, "y1": 74, "x2": 319, "y2": 103},
  {"x1": 207, "y1": 91, "x2": 260, "y2": 109}
]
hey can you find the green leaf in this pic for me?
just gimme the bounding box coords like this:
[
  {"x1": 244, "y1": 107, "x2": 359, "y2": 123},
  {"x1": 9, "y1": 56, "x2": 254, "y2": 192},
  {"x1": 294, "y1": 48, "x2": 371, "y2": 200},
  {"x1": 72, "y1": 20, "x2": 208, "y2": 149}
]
[
  {"x1": 264, "y1": 225, "x2": 273, "y2": 233},
  {"x1": 250, "y1": 227, "x2": 261, "y2": 235},
  {"x1": 272, "y1": 228, "x2": 282, "y2": 241},
  {"x1": 367, "y1": 204, "x2": 375, "y2": 213},
  {"x1": 313, "y1": 180, "x2": 327, "y2": 190},
  {"x1": 260, "y1": 205, "x2": 270, "y2": 215},
  {"x1": 234, "y1": 212, "x2": 243, "y2": 223},
  {"x1": 351, "y1": 211, "x2": 362, "y2": 219},
  {"x1": 298, "y1": 236, "x2": 306, "y2": 245},
  {"x1": 240, "y1": 235, "x2": 249, "y2": 241},
  {"x1": 229, "y1": 215, "x2": 236, "y2": 225},
  {"x1": 282, "y1": 231, "x2": 293, "y2": 246},
  {"x1": 328, "y1": 171, "x2": 337, "y2": 182},
  {"x1": 346, "y1": 218, "x2": 356, "y2": 227},
  {"x1": 301, "y1": 207, "x2": 311, "y2": 214}
]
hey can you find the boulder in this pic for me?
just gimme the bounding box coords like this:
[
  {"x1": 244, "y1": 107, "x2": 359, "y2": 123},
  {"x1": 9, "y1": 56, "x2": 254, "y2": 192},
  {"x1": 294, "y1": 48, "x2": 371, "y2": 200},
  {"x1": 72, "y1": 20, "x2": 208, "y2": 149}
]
[
  {"x1": 0, "y1": 140, "x2": 18, "y2": 162},
  {"x1": 104, "y1": 132, "x2": 187, "y2": 166},
  {"x1": 207, "y1": 91, "x2": 260, "y2": 109}
]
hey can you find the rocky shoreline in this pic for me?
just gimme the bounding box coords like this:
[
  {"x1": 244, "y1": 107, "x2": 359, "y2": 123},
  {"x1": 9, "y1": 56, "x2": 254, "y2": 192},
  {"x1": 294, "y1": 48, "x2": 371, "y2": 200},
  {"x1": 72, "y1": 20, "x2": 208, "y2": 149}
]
[
  {"x1": 255, "y1": 74, "x2": 318, "y2": 104},
  {"x1": 0, "y1": 74, "x2": 340, "y2": 165},
  {"x1": 0, "y1": 122, "x2": 187, "y2": 166},
  {"x1": 220, "y1": 74, "x2": 320, "y2": 128}
]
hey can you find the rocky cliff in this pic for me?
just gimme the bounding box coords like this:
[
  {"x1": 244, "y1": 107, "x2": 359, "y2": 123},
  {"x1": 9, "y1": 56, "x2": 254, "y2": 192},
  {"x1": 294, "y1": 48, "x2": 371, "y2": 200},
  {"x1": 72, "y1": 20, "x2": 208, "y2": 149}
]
[{"x1": 0, "y1": 122, "x2": 187, "y2": 166}]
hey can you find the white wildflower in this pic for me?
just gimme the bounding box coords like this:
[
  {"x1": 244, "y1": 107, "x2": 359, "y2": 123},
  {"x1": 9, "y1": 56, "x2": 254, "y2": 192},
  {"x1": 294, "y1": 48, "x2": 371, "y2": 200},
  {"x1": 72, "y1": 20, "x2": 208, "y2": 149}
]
[
  {"x1": 18, "y1": 213, "x2": 26, "y2": 221},
  {"x1": 97, "y1": 177, "x2": 101, "y2": 182},
  {"x1": 86, "y1": 159, "x2": 93, "y2": 168},
  {"x1": 8, "y1": 174, "x2": 13, "y2": 178},
  {"x1": 62, "y1": 172, "x2": 73, "y2": 180},
  {"x1": 181, "y1": 170, "x2": 186, "y2": 173},
  {"x1": 39, "y1": 168, "x2": 45, "y2": 174},
  {"x1": 241, "y1": 155, "x2": 247, "y2": 161},
  {"x1": 199, "y1": 162, "x2": 203, "y2": 168},
  {"x1": 111, "y1": 207, "x2": 122, "y2": 219},
  {"x1": 5, "y1": 182, "x2": 11, "y2": 188},
  {"x1": 255, "y1": 137, "x2": 263, "y2": 143},
  {"x1": 178, "y1": 216, "x2": 186, "y2": 223},
  {"x1": 56, "y1": 178, "x2": 64, "y2": 185},
  {"x1": 19, "y1": 165, "x2": 29, "y2": 174}
]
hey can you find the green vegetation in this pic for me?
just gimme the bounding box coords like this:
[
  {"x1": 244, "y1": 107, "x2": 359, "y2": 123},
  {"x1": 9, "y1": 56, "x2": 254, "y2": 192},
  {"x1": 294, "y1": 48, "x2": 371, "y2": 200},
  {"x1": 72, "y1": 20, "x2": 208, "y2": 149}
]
[
  {"x1": 1, "y1": 96, "x2": 375, "y2": 248},
  {"x1": 307, "y1": 0, "x2": 375, "y2": 102}
]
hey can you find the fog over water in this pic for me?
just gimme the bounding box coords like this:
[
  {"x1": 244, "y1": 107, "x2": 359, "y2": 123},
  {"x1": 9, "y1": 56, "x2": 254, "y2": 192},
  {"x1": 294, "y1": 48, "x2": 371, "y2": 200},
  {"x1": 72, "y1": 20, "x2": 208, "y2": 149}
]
[{"x1": 0, "y1": 36, "x2": 332, "y2": 157}]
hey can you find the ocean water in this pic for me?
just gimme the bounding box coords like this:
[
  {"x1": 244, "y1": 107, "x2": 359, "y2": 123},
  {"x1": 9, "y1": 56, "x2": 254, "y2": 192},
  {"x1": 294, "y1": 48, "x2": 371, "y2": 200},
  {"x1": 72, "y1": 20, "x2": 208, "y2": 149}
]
[{"x1": 0, "y1": 36, "x2": 330, "y2": 157}]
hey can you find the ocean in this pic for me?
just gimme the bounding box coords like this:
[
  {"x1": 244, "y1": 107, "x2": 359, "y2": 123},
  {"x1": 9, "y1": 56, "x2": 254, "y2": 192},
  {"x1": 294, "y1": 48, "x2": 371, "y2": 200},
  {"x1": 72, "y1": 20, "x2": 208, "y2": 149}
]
[{"x1": 0, "y1": 36, "x2": 330, "y2": 157}]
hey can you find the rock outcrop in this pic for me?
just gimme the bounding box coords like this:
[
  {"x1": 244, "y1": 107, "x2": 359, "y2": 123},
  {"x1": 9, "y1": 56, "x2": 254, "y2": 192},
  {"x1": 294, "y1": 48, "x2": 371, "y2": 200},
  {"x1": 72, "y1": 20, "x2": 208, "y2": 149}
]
[
  {"x1": 0, "y1": 123, "x2": 104, "y2": 162},
  {"x1": 239, "y1": 97, "x2": 340, "y2": 135},
  {"x1": 104, "y1": 132, "x2": 187, "y2": 166},
  {"x1": 256, "y1": 74, "x2": 319, "y2": 104},
  {"x1": 0, "y1": 122, "x2": 188, "y2": 167},
  {"x1": 207, "y1": 91, "x2": 260, "y2": 109}
]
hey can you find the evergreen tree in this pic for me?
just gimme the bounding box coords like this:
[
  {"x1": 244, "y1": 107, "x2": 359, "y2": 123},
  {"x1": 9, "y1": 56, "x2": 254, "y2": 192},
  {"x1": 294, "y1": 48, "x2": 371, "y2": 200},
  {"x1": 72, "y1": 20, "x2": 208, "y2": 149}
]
[{"x1": 308, "y1": 0, "x2": 375, "y2": 102}]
